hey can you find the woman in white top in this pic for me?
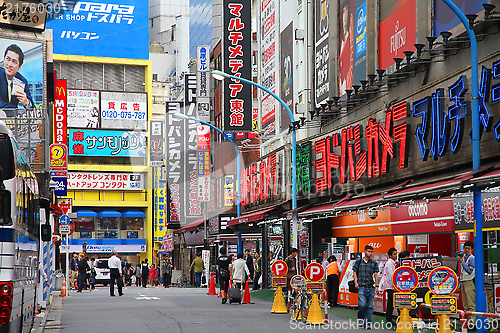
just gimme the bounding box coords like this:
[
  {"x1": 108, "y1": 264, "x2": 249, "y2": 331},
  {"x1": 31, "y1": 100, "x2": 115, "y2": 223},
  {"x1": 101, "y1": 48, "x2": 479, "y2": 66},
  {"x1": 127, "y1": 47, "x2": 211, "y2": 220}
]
[{"x1": 231, "y1": 253, "x2": 252, "y2": 290}]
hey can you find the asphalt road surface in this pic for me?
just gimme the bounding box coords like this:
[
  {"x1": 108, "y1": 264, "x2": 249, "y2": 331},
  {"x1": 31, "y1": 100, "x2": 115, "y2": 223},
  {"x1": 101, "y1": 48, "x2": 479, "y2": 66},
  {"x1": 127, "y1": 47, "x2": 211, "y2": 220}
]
[{"x1": 55, "y1": 285, "x2": 393, "y2": 332}]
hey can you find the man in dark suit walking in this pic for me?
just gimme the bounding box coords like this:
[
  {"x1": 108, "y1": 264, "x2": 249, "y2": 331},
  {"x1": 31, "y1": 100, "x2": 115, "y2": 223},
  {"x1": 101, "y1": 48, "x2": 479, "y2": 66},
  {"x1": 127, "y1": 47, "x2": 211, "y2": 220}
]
[
  {"x1": 244, "y1": 249, "x2": 254, "y2": 281},
  {"x1": 0, "y1": 44, "x2": 34, "y2": 114}
]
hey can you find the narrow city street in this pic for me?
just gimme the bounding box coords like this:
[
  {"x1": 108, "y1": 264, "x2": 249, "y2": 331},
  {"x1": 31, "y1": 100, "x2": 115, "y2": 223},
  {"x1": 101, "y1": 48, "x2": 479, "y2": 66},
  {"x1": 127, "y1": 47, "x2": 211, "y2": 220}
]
[{"x1": 41, "y1": 286, "x2": 394, "y2": 333}]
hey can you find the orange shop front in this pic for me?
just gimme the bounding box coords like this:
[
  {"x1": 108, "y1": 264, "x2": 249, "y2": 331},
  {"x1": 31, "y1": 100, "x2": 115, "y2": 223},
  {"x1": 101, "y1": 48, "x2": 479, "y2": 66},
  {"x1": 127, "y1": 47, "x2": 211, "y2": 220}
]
[{"x1": 333, "y1": 199, "x2": 456, "y2": 310}]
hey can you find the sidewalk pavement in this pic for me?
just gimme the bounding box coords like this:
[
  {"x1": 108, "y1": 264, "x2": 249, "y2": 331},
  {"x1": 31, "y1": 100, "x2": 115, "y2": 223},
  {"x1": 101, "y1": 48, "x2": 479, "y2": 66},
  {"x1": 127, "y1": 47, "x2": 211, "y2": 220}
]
[{"x1": 31, "y1": 295, "x2": 63, "y2": 333}]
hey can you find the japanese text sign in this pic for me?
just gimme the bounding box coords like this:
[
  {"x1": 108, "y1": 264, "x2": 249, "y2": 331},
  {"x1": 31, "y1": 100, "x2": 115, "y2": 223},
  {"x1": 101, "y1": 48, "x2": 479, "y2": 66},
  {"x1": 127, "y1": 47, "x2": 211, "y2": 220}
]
[
  {"x1": 223, "y1": 0, "x2": 252, "y2": 131},
  {"x1": 45, "y1": 0, "x2": 149, "y2": 59},
  {"x1": 150, "y1": 120, "x2": 164, "y2": 167},
  {"x1": 100, "y1": 92, "x2": 147, "y2": 131},
  {"x1": 67, "y1": 90, "x2": 99, "y2": 128},
  {"x1": 68, "y1": 172, "x2": 144, "y2": 191},
  {"x1": 0, "y1": 0, "x2": 48, "y2": 30},
  {"x1": 68, "y1": 129, "x2": 146, "y2": 157},
  {"x1": 427, "y1": 266, "x2": 458, "y2": 296},
  {"x1": 392, "y1": 266, "x2": 419, "y2": 292},
  {"x1": 154, "y1": 167, "x2": 166, "y2": 242}
]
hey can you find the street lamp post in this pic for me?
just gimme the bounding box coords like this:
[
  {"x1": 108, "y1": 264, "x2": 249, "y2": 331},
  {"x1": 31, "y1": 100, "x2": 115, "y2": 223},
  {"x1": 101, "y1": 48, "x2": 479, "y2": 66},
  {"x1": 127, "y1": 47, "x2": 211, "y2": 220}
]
[
  {"x1": 172, "y1": 113, "x2": 243, "y2": 249},
  {"x1": 439, "y1": 1, "x2": 484, "y2": 331},
  {"x1": 211, "y1": 70, "x2": 298, "y2": 252}
]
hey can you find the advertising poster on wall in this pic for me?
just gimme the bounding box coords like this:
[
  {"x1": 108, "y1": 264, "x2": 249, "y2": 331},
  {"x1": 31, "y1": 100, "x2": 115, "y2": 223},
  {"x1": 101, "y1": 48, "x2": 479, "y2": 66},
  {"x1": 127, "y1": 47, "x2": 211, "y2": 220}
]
[
  {"x1": 100, "y1": 92, "x2": 147, "y2": 131},
  {"x1": 353, "y1": 1, "x2": 367, "y2": 87},
  {"x1": 280, "y1": 22, "x2": 293, "y2": 132},
  {"x1": 165, "y1": 102, "x2": 185, "y2": 228},
  {"x1": 67, "y1": 90, "x2": 99, "y2": 128},
  {"x1": 223, "y1": 0, "x2": 252, "y2": 132},
  {"x1": 45, "y1": 0, "x2": 149, "y2": 59},
  {"x1": 338, "y1": 0, "x2": 354, "y2": 97},
  {"x1": 434, "y1": 1, "x2": 483, "y2": 37},
  {"x1": 314, "y1": 0, "x2": 330, "y2": 105},
  {"x1": 378, "y1": 0, "x2": 416, "y2": 71},
  {"x1": 260, "y1": 0, "x2": 277, "y2": 136},
  {"x1": 68, "y1": 129, "x2": 147, "y2": 157}
]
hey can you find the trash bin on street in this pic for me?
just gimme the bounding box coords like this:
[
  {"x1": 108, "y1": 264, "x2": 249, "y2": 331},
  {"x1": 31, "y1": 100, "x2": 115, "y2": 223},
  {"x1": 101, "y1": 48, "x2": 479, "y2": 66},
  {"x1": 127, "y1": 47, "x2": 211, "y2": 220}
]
[{"x1": 53, "y1": 271, "x2": 64, "y2": 291}]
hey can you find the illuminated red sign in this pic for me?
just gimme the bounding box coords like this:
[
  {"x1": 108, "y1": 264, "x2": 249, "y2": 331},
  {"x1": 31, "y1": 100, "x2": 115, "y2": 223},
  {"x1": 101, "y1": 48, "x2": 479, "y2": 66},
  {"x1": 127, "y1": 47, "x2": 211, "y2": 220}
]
[
  {"x1": 240, "y1": 152, "x2": 279, "y2": 206},
  {"x1": 314, "y1": 101, "x2": 408, "y2": 190}
]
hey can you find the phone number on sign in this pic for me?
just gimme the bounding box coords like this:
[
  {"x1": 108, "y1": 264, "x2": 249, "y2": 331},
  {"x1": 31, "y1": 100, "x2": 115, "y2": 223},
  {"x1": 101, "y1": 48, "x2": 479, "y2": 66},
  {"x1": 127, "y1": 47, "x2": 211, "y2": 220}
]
[{"x1": 101, "y1": 110, "x2": 146, "y2": 120}]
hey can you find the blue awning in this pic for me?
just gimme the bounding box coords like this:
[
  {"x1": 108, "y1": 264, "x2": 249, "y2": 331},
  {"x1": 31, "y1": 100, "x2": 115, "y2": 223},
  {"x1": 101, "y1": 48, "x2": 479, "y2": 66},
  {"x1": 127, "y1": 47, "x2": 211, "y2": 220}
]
[
  {"x1": 75, "y1": 209, "x2": 97, "y2": 218},
  {"x1": 122, "y1": 210, "x2": 146, "y2": 218},
  {"x1": 97, "y1": 209, "x2": 121, "y2": 218}
]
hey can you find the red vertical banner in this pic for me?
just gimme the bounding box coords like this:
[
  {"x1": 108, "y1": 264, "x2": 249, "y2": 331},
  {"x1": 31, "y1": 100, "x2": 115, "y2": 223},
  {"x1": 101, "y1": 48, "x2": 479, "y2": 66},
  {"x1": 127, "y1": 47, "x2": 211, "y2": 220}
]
[
  {"x1": 223, "y1": 0, "x2": 252, "y2": 131},
  {"x1": 54, "y1": 79, "x2": 67, "y2": 145}
]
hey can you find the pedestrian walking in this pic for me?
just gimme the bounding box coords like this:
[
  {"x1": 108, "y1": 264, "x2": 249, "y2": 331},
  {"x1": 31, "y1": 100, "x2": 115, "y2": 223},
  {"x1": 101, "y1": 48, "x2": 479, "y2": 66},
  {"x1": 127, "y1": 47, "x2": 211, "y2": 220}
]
[
  {"x1": 244, "y1": 249, "x2": 255, "y2": 281},
  {"x1": 326, "y1": 256, "x2": 340, "y2": 307},
  {"x1": 285, "y1": 248, "x2": 298, "y2": 304},
  {"x1": 88, "y1": 257, "x2": 96, "y2": 290},
  {"x1": 253, "y1": 252, "x2": 262, "y2": 291},
  {"x1": 398, "y1": 250, "x2": 410, "y2": 261},
  {"x1": 217, "y1": 247, "x2": 232, "y2": 304},
  {"x1": 69, "y1": 253, "x2": 78, "y2": 290},
  {"x1": 77, "y1": 253, "x2": 88, "y2": 292},
  {"x1": 135, "y1": 264, "x2": 142, "y2": 287},
  {"x1": 189, "y1": 252, "x2": 205, "y2": 288},
  {"x1": 378, "y1": 248, "x2": 398, "y2": 325},
  {"x1": 353, "y1": 245, "x2": 379, "y2": 329},
  {"x1": 149, "y1": 264, "x2": 159, "y2": 286},
  {"x1": 141, "y1": 259, "x2": 150, "y2": 288},
  {"x1": 162, "y1": 259, "x2": 172, "y2": 288},
  {"x1": 232, "y1": 252, "x2": 251, "y2": 291},
  {"x1": 460, "y1": 241, "x2": 476, "y2": 327},
  {"x1": 108, "y1": 250, "x2": 123, "y2": 297}
]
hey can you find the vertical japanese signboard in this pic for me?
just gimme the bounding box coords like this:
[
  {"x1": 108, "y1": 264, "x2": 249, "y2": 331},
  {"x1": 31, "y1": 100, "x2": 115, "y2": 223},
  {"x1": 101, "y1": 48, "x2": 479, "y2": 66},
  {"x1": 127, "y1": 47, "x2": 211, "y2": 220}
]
[
  {"x1": 54, "y1": 79, "x2": 68, "y2": 146},
  {"x1": 261, "y1": 0, "x2": 277, "y2": 136},
  {"x1": 150, "y1": 120, "x2": 164, "y2": 167},
  {"x1": 165, "y1": 102, "x2": 185, "y2": 228},
  {"x1": 223, "y1": 0, "x2": 252, "y2": 132},
  {"x1": 353, "y1": 1, "x2": 367, "y2": 87},
  {"x1": 184, "y1": 75, "x2": 202, "y2": 218},
  {"x1": 315, "y1": 0, "x2": 330, "y2": 104},
  {"x1": 154, "y1": 167, "x2": 166, "y2": 242},
  {"x1": 196, "y1": 45, "x2": 210, "y2": 122}
]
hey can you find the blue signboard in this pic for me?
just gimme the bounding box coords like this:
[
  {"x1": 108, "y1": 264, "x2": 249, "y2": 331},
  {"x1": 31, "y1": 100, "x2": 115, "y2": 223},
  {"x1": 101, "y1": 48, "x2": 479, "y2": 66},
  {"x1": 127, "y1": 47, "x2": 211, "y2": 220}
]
[
  {"x1": 69, "y1": 129, "x2": 147, "y2": 157},
  {"x1": 45, "y1": 0, "x2": 149, "y2": 59},
  {"x1": 53, "y1": 177, "x2": 67, "y2": 196}
]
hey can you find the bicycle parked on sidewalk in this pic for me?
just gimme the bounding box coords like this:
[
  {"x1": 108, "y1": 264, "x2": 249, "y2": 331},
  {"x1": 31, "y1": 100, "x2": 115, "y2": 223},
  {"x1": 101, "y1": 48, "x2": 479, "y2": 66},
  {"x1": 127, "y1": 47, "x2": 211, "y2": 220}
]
[
  {"x1": 289, "y1": 285, "x2": 312, "y2": 323},
  {"x1": 175, "y1": 274, "x2": 189, "y2": 287}
]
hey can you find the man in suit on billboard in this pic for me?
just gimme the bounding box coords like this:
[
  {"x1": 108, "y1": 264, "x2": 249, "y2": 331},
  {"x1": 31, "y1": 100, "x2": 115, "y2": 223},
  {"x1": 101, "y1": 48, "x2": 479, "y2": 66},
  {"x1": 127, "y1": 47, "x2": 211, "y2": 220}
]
[{"x1": 0, "y1": 44, "x2": 34, "y2": 113}]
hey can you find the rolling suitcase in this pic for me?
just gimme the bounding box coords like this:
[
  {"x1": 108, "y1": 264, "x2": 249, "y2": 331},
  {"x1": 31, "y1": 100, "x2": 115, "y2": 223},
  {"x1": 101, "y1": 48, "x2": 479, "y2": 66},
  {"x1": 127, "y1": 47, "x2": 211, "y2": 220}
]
[{"x1": 228, "y1": 287, "x2": 242, "y2": 304}]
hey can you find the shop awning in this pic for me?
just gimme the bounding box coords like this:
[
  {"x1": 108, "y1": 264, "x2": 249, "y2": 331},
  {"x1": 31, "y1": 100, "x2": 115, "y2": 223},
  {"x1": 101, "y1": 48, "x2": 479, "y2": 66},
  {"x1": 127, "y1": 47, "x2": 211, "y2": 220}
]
[
  {"x1": 298, "y1": 203, "x2": 333, "y2": 217},
  {"x1": 470, "y1": 168, "x2": 500, "y2": 186},
  {"x1": 96, "y1": 209, "x2": 121, "y2": 218},
  {"x1": 173, "y1": 218, "x2": 205, "y2": 234},
  {"x1": 333, "y1": 194, "x2": 384, "y2": 211},
  {"x1": 121, "y1": 210, "x2": 146, "y2": 218},
  {"x1": 75, "y1": 209, "x2": 97, "y2": 217},
  {"x1": 227, "y1": 205, "x2": 281, "y2": 226},
  {"x1": 383, "y1": 177, "x2": 471, "y2": 201}
]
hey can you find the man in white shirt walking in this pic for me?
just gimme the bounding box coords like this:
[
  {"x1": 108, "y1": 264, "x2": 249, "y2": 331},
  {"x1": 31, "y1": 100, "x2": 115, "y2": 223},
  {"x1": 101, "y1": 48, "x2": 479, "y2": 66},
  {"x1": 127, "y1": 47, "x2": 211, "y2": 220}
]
[
  {"x1": 232, "y1": 253, "x2": 251, "y2": 291},
  {"x1": 378, "y1": 247, "x2": 398, "y2": 326},
  {"x1": 108, "y1": 250, "x2": 123, "y2": 297}
]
